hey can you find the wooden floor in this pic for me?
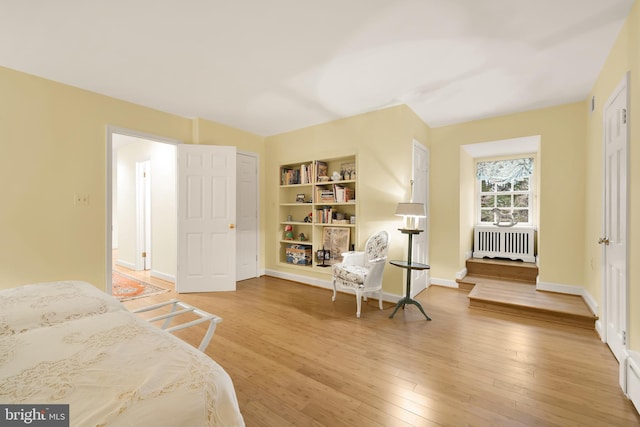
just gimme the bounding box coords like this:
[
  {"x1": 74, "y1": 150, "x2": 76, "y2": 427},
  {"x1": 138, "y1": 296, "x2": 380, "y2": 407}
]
[{"x1": 117, "y1": 270, "x2": 640, "y2": 426}]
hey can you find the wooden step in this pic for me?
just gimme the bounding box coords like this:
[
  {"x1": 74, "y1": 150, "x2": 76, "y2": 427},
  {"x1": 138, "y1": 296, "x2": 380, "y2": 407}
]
[
  {"x1": 467, "y1": 278, "x2": 598, "y2": 329},
  {"x1": 466, "y1": 258, "x2": 538, "y2": 284}
]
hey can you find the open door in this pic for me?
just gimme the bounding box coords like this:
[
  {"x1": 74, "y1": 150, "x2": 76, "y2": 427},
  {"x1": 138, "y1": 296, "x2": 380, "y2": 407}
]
[{"x1": 176, "y1": 144, "x2": 237, "y2": 293}]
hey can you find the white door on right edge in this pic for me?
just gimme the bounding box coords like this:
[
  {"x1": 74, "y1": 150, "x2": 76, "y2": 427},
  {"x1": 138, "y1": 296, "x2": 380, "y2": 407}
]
[{"x1": 603, "y1": 74, "x2": 628, "y2": 374}]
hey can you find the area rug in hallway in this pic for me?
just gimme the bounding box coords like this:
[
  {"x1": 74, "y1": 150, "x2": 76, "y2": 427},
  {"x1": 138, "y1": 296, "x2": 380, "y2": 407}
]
[{"x1": 112, "y1": 271, "x2": 170, "y2": 301}]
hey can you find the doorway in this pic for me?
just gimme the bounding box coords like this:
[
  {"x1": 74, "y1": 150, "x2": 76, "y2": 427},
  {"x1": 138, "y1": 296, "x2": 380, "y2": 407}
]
[
  {"x1": 106, "y1": 126, "x2": 260, "y2": 294},
  {"x1": 108, "y1": 128, "x2": 179, "y2": 294}
]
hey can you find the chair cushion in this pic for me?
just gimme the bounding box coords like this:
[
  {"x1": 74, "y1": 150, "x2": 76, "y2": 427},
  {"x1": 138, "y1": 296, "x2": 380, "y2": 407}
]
[
  {"x1": 332, "y1": 264, "x2": 368, "y2": 286},
  {"x1": 366, "y1": 232, "x2": 389, "y2": 261}
]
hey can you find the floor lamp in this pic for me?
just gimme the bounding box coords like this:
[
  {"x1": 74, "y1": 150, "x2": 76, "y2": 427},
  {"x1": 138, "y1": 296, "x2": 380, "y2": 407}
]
[{"x1": 389, "y1": 202, "x2": 431, "y2": 320}]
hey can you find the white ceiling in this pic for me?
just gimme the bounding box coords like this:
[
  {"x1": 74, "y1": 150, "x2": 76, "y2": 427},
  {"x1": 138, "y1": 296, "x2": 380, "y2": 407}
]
[{"x1": 0, "y1": 0, "x2": 634, "y2": 136}]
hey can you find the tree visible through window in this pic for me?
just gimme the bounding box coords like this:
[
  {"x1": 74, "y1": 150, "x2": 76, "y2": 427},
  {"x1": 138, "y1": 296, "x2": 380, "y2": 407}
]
[{"x1": 477, "y1": 158, "x2": 533, "y2": 225}]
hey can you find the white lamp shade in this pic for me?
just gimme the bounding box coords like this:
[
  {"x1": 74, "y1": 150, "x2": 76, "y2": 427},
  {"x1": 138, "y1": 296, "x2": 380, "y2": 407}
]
[
  {"x1": 395, "y1": 202, "x2": 425, "y2": 230},
  {"x1": 395, "y1": 203, "x2": 426, "y2": 217}
]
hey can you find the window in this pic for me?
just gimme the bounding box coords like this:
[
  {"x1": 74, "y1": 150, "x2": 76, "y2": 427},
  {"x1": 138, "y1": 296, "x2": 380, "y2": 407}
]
[{"x1": 477, "y1": 158, "x2": 533, "y2": 225}]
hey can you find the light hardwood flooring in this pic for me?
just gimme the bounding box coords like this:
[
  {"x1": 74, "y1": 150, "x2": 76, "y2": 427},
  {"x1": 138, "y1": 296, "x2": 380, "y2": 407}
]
[{"x1": 118, "y1": 272, "x2": 639, "y2": 426}]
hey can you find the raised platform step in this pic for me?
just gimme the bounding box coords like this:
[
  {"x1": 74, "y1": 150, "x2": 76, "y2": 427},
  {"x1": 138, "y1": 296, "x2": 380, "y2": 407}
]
[
  {"x1": 466, "y1": 278, "x2": 597, "y2": 329},
  {"x1": 466, "y1": 258, "x2": 538, "y2": 284}
]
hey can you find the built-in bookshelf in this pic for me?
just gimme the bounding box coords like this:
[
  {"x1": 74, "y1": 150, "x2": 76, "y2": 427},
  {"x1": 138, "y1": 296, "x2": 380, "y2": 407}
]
[{"x1": 278, "y1": 155, "x2": 357, "y2": 270}]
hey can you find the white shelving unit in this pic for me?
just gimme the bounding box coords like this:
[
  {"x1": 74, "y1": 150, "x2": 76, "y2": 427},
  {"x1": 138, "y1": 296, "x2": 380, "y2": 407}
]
[{"x1": 278, "y1": 155, "x2": 357, "y2": 270}]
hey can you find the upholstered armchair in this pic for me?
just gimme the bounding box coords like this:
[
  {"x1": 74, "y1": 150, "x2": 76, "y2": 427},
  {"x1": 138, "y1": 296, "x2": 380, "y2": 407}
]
[{"x1": 331, "y1": 230, "x2": 390, "y2": 318}]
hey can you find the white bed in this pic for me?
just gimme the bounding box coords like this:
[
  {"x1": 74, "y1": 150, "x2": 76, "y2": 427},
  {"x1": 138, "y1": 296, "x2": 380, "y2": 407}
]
[{"x1": 0, "y1": 281, "x2": 245, "y2": 426}]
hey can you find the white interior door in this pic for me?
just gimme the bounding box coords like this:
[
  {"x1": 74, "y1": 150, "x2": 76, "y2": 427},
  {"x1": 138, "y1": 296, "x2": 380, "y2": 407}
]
[
  {"x1": 236, "y1": 152, "x2": 259, "y2": 281},
  {"x1": 602, "y1": 74, "x2": 628, "y2": 377},
  {"x1": 177, "y1": 144, "x2": 236, "y2": 293},
  {"x1": 411, "y1": 140, "x2": 430, "y2": 294}
]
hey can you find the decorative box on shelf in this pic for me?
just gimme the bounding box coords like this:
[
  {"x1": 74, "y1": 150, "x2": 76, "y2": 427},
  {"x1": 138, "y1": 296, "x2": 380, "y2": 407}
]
[{"x1": 285, "y1": 244, "x2": 312, "y2": 265}]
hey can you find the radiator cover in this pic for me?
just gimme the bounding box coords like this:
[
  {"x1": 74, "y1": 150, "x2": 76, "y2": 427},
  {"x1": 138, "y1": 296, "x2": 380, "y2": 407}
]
[{"x1": 473, "y1": 225, "x2": 536, "y2": 263}]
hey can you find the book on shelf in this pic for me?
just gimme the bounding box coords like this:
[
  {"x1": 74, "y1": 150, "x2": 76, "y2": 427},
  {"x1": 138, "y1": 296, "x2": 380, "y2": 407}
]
[
  {"x1": 316, "y1": 207, "x2": 333, "y2": 224},
  {"x1": 315, "y1": 161, "x2": 328, "y2": 181},
  {"x1": 281, "y1": 167, "x2": 297, "y2": 185},
  {"x1": 281, "y1": 163, "x2": 313, "y2": 185},
  {"x1": 316, "y1": 187, "x2": 335, "y2": 203},
  {"x1": 300, "y1": 163, "x2": 312, "y2": 184},
  {"x1": 333, "y1": 184, "x2": 355, "y2": 203}
]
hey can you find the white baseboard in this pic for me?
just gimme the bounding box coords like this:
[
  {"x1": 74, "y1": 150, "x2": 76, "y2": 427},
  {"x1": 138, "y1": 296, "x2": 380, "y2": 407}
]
[
  {"x1": 430, "y1": 277, "x2": 459, "y2": 289},
  {"x1": 265, "y1": 268, "x2": 332, "y2": 290},
  {"x1": 115, "y1": 259, "x2": 135, "y2": 270},
  {"x1": 151, "y1": 270, "x2": 175, "y2": 284},
  {"x1": 537, "y1": 280, "x2": 599, "y2": 314},
  {"x1": 581, "y1": 289, "x2": 600, "y2": 320},
  {"x1": 537, "y1": 280, "x2": 602, "y2": 339},
  {"x1": 264, "y1": 269, "x2": 402, "y2": 302},
  {"x1": 456, "y1": 268, "x2": 468, "y2": 280},
  {"x1": 536, "y1": 280, "x2": 583, "y2": 295}
]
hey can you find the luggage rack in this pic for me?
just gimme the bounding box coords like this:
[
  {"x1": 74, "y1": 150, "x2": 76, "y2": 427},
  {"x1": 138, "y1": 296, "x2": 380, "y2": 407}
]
[{"x1": 132, "y1": 299, "x2": 222, "y2": 351}]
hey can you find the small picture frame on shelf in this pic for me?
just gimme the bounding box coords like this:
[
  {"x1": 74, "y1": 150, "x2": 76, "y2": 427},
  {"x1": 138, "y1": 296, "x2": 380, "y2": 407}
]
[
  {"x1": 340, "y1": 162, "x2": 355, "y2": 180},
  {"x1": 316, "y1": 161, "x2": 328, "y2": 181},
  {"x1": 316, "y1": 248, "x2": 331, "y2": 267},
  {"x1": 296, "y1": 193, "x2": 305, "y2": 203}
]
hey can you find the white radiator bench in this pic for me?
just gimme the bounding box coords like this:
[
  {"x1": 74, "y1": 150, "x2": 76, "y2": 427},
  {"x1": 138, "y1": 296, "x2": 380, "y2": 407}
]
[
  {"x1": 473, "y1": 225, "x2": 536, "y2": 263},
  {"x1": 133, "y1": 299, "x2": 222, "y2": 352}
]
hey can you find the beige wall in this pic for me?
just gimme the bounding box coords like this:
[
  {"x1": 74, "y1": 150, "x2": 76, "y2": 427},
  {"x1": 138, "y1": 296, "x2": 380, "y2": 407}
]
[
  {"x1": 430, "y1": 102, "x2": 587, "y2": 286},
  {"x1": 585, "y1": 1, "x2": 640, "y2": 349},
  {"x1": 0, "y1": 66, "x2": 263, "y2": 291},
  {"x1": 265, "y1": 105, "x2": 429, "y2": 295}
]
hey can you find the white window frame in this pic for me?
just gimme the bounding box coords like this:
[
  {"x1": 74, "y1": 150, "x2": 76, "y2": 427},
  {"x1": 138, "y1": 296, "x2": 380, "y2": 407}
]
[{"x1": 476, "y1": 157, "x2": 535, "y2": 226}]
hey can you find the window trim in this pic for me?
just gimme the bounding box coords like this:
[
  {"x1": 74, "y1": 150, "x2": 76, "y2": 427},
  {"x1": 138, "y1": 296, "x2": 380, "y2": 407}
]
[{"x1": 475, "y1": 156, "x2": 536, "y2": 226}]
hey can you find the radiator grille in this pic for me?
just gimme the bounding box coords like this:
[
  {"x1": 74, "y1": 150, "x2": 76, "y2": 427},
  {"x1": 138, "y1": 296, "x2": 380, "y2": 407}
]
[{"x1": 473, "y1": 226, "x2": 536, "y2": 263}]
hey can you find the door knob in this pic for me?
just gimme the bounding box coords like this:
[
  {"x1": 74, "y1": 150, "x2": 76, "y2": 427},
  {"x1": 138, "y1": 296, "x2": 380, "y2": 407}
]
[
  {"x1": 598, "y1": 237, "x2": 610, "y2": 245},
  {"x1": 229, "y1": 224, "x2": 235, "y2": 229}
]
